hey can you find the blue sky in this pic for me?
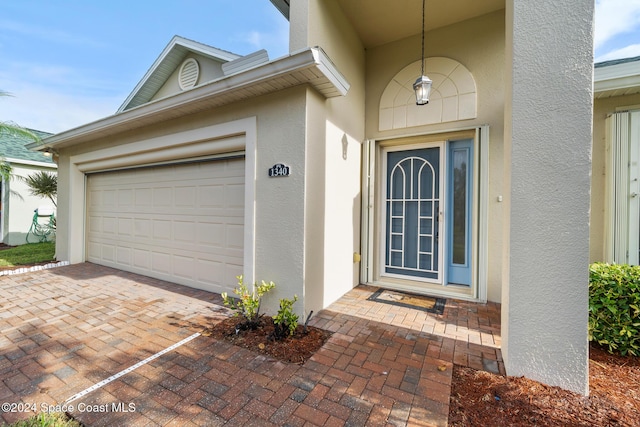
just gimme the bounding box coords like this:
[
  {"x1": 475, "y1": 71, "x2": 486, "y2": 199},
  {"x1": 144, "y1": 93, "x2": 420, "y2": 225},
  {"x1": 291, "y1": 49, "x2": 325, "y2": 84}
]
[
  {"x1": 0, "y1": 0, "x2": 289, "y2": 133},
  {"x1": 1, "y1": 0, "x2": 639, "y2": 134}
]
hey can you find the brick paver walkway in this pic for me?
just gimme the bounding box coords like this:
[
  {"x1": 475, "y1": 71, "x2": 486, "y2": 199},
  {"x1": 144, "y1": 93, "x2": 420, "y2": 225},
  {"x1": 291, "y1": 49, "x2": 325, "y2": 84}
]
[{"x1": 0, "y1": 263, "x2": 501, "y2": 426}]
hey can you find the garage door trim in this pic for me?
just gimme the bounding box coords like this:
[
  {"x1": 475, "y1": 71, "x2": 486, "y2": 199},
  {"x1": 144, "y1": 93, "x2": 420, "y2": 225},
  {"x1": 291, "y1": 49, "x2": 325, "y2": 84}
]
[{"x1": 66, "y1": 117, "x2": 256, "y2": 285}]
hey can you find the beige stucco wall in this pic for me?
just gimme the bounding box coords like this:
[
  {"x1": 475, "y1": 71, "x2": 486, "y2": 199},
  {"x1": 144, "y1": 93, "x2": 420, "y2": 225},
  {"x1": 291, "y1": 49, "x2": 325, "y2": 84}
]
[
  {"x1": 291, "y1": 0, "x2": 367, "y2": 309},
  {"x1": 2, "y1": 163, "x2": 57, "y2": 246},
  {"x1": 152, "y1": 54, "x2": 226, "y2": 102},
  {"x1": 503, "y1": 0, "x2": 592, "y2": 395},
  {"x1": 590, "y1": 93, "x2": 640, "y2": 262},
  {"x1": 365, "y1": 10, "x2": 506, "y2": 302},
  {"x1": 56, "y1": 87, "x2": 314, "y2": 316}
]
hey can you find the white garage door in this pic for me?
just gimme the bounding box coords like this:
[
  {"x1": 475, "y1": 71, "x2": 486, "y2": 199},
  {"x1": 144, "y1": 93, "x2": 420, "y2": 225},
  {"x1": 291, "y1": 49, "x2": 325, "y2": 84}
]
[{"x1": 86, "y1": 158, "x2": 244, "y2": 294}]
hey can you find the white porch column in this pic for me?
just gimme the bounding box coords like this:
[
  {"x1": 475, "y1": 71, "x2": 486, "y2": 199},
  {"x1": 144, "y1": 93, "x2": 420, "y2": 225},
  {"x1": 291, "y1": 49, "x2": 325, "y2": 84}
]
[{"x1": 502, "y1": 0, "x2": 593, "y2": 394}]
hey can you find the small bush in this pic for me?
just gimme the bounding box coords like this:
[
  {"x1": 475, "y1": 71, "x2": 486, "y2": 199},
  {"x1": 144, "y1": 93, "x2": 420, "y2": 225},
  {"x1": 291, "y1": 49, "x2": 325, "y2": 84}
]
[
  {"x1": 272, "y1": 295, "x2": 299, "y2": 340},
  {"x1": 589, "y1": 263, "x2": 640, "y2": 356},
  {"x1": 221, "y1": 275, "x2": 275, "y2": 331},
  {"x1": 5, "y1": 412, "x2": 81, "y2": 426}
]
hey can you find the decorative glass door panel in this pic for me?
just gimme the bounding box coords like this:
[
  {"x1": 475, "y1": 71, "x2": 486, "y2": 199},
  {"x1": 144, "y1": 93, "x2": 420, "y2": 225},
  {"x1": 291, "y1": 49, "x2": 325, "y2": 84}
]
[
  {"x1": 447, "y1": 139, "x2": 473, "y2": 286},
  {"x1": 385, "y1": 147, "x2": 441, "y2": 282}
]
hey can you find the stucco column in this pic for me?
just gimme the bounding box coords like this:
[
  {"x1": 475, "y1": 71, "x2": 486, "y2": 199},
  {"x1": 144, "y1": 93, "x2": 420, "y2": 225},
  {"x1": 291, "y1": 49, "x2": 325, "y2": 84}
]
[{"x1": 502, "y1": 0, "x2": 593, "y2": 394}]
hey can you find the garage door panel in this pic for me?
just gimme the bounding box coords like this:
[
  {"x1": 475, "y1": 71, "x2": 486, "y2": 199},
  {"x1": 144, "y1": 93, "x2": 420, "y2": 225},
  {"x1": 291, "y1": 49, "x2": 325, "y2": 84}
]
[
  {"x1": 87, "y1": 158, "x2": 244, "y2": 294},
  {"x1": 103, "y1": 217, "x2": 117, "y2": 234},
  {"x1": 88, "y1": 232, "x2": 244, "y2": 257},
  {"x1": 117, "y1": 247, "x2": 131, "y2": 265},
  {"x1": 118, "y1": 218, "x2": 133, "y2": 236},
  {"x1": 133, "y1": 248, "x2": 150, "y2": 269},
  {"x1": 226, "y1": 184, "x2": 245, "y2": 208},
  {"x1": 174, "y1": 221, "x2": 196, "y2": 242}
]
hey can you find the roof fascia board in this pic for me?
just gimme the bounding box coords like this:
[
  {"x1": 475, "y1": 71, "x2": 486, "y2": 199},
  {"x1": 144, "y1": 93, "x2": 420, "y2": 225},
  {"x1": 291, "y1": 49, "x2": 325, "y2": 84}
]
[
  {"x1": 117, "y1": 36, "x2": 241, "y2": 112},
  {"x1": 5, "y1": 157, "x2": 57, "y2": 169},
  {"x1": 595, "y1": 60, "x2": 640, "y2": 93},
  {"x1": 269, "y1": 0, "x2": 290, "y2": 19},
  {"x1": 31, "y1": 47, "x2": 349, "y2": 151}
]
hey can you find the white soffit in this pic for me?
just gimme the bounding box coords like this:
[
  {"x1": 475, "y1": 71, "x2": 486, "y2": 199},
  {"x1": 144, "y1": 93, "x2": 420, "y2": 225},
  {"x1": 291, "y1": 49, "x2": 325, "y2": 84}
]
[
  {"x1": 269, "y1": 0, "x2": 289, "y2": 19},
  {"x1": 595, "y1": 57, "x2": 640, "y2": 99},
  {"x1": 33, "y1": 47, "x2": 350, "y2": 150}
]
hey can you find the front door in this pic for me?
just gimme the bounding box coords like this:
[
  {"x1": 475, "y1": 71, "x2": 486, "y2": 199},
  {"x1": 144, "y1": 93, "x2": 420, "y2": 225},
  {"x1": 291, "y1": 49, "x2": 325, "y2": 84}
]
[
  {"x1": 384, "y1": 145, "x2": 443, "y2": 283},
  {"x1": 382, "y1": 139, "x2": 474, "y2": 287}
]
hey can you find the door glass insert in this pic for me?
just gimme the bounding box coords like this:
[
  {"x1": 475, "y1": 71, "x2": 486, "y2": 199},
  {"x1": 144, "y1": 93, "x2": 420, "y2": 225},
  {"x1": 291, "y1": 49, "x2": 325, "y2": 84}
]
[
  {"x1": 447, "y1": 139, "x2": 473, "y2": 286},
  {"x1": 452, "y1": 149, "x2": 468, "y2": 264},
  {"x1": 385, "y1": 147, "x2": 440, "y2": 281}
]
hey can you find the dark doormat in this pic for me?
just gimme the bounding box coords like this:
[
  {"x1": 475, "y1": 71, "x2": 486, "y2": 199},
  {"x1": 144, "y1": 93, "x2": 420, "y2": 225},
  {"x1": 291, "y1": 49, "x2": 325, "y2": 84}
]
[{"x1": 368, "y1": 288, "x2": 446, "y2": 315}]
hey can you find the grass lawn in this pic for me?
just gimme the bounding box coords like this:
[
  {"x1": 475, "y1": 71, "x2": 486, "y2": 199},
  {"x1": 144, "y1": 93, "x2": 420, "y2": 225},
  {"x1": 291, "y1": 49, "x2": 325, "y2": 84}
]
[{"x1": 0, "y1": 242, "x2": 55, "y2": 267}]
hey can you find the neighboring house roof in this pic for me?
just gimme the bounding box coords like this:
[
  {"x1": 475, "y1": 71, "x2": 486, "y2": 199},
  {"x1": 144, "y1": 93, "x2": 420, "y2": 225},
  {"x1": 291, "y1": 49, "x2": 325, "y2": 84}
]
[
  {"x1": 0, "y1": 129, "x2": 56, "y2": 166},
  {"x1": 594, "y1": 56, "x2": 640, "y2": 99},
  {"x1": 118, "y1": 35, "x2": 242, "y2": 112}
]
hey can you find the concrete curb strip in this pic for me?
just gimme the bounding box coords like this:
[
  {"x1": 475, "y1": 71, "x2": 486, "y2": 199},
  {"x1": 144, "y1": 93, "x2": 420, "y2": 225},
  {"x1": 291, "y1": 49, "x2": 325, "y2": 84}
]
[{"x1": 0, "y1": 260, "x2": 71, "y2": 276}]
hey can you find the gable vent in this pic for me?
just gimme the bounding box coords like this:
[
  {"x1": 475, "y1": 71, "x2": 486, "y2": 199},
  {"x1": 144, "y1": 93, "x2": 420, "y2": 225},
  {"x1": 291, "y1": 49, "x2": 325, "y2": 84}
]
[{"x1": 178, "y1": 58, "x2": 200, "y2": 90}]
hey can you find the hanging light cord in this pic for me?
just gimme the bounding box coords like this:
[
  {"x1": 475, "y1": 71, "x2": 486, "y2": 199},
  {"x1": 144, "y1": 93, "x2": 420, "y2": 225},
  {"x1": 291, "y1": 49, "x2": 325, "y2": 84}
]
[{"x1": 421, "y1": 0, "x2": 425, "y2": 76}]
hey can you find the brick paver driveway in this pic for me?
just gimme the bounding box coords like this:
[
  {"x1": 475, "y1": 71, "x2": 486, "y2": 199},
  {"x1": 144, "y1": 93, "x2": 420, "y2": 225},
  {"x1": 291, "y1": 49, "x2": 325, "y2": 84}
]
[{"x1": 0, "y1": 263, "x2": 501, "y2": 426}]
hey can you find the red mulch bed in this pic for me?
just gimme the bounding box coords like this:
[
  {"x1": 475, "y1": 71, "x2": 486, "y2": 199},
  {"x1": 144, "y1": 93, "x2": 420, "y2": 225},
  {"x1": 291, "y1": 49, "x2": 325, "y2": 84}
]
[
  {"x1": 203, "y1": 315, "x2": 332, "y2": 365},
  {"x1": 449, "y1": 343, "x2": 640, "y2": 426}
]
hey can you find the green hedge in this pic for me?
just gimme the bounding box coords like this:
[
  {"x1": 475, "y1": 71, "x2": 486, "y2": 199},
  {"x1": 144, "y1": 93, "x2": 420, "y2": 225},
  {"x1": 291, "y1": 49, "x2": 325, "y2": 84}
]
[{"x1": 589, "y1": 263, "x2": 640, "y2": 356}]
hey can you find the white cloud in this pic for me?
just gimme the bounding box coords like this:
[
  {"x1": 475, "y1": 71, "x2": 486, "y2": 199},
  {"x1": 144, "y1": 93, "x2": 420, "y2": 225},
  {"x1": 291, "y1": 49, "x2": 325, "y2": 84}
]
[
  {"x1": 0, "y1": 85, "x2": 122, "y2": 133},
  {"x1": 596, "y1": 43, "x2": 640, "y2": 62},
  {"x1": 233, "y1": 16, "x2": 289, "y2": 58},
  {"x1": 0, "y1": 19, "x2": 106, "y2": 49},
  {"x1": 595, "y1": 0, "x2": 640, "y2": 49}
]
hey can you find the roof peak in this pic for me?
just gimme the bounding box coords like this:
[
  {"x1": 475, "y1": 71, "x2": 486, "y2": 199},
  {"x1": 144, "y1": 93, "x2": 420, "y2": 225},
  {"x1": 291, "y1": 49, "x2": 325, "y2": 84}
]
[{"x1": 117, "y1": 35, "x2": 242, "y2": 113}]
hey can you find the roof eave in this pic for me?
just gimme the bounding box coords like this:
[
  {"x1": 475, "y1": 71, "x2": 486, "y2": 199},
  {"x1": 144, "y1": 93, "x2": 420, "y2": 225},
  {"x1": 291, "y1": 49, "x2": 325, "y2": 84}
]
[
  {"x1": 594, "y1": 57, "x2": 640, "y2": 98},
  {"x1": 269, "y1": 0, "x2": 290, "y2": 19},
  {"x1": 31, "y1": 47, "x2": 350, "y2": 151},
  {"x1": 5, "y1": 157, "x2": 57, "y2": 169}
]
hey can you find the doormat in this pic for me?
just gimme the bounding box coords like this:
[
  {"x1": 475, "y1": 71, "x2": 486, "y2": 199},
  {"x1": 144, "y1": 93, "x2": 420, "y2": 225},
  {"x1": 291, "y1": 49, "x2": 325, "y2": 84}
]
[{"x1": 368, "y1": 288, "x2": 446, "y2": 315}]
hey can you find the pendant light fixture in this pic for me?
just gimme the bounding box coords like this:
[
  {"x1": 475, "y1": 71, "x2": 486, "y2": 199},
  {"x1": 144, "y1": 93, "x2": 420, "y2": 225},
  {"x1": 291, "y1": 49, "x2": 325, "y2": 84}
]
[{"x1": 413, "y1": 0, "x2": 432, "y2": 105}]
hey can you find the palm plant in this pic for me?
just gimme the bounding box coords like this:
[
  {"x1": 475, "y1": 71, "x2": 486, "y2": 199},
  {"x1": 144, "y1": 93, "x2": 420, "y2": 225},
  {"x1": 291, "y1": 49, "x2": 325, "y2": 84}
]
[
  {"x1": 1, "y1": 90, "x2": 40, "y2": 182},
  {"x1": 0, "y1": 90, "x2": 38, "y2": 140},
  {"x1": 21, "y1": 171, "x2": 57, "y2": 207}
]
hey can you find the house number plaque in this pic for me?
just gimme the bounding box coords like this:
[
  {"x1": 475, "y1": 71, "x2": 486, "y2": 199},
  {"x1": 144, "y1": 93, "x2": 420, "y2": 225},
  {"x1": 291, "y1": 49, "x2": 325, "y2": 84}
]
[{"x1": 268, "y1": 163, "x2": 291, "y2": 177}]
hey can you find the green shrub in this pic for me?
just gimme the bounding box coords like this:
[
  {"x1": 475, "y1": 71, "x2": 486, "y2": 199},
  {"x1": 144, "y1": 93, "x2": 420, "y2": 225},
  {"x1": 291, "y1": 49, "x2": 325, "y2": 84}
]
[
  {"x1": 589, "y1": 263, "x2": 640, "y2": 356},
  {"x1": 272, "y1": 295, "x2": 299, "y2": 340},
  {"x1": 4, "y1": 412, "x2": 81, "y2": 426},
  {"x1": 221, "y1": 275, "x2": 275, "y2": 330}
]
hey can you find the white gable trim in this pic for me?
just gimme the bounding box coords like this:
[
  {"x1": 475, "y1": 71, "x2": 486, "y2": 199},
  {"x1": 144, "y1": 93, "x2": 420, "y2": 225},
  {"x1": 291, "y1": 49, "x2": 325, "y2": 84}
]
[
  {"x1": 118, "y1": 36, "x2": 241, "y2": 112},
  {"x1": 33, "y1": 48, "x2": 349, "y2": 151}
]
